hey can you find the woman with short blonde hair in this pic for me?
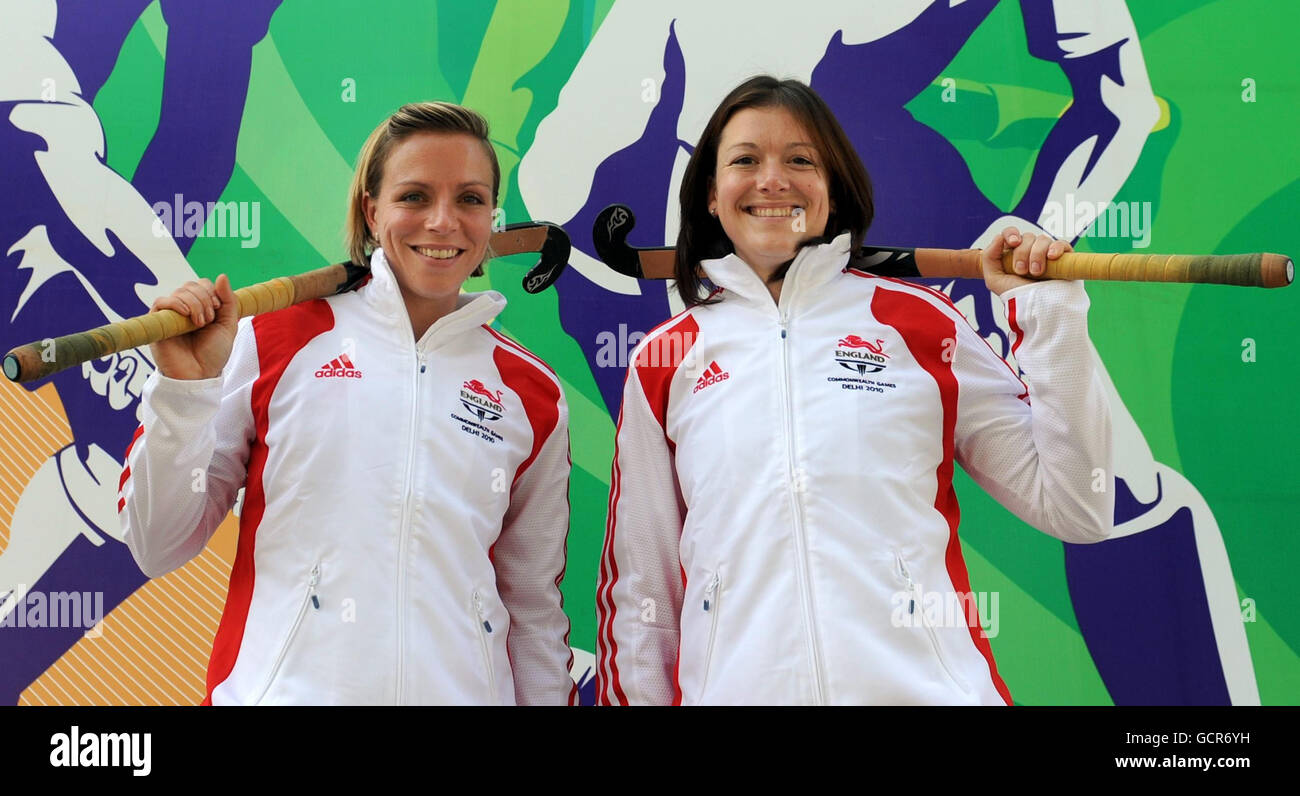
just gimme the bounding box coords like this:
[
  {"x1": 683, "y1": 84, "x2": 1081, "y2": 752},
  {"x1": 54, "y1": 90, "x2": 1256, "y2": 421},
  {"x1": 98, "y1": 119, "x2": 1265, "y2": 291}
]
[{"x1": 120, "y1": 101, "x2": 576, "y2": 705}]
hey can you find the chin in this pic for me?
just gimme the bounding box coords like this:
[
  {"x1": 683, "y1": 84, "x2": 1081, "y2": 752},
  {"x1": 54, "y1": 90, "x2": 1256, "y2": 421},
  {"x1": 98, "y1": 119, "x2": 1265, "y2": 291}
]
[
  {"x1": 758, "y1": 243, "x2": 801, "y2": 262},
  {"x1": 430, "y1": 281, "x2": 467, "y2": 298}
]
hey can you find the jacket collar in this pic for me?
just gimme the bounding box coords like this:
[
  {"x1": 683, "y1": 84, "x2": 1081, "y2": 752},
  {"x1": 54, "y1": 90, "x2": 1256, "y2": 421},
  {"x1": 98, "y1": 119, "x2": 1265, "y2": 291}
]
[
  {"x1": 699, "y1": 232, "x2": 853, "y2": 309},
  {"x1": 363, "y1": 248, "x2": 507, "y2": 345}
]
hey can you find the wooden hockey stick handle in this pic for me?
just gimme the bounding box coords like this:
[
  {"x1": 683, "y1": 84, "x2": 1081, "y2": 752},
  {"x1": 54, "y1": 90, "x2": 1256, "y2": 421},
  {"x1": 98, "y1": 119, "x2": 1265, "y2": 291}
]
[
  {"x1": 595, "y1": 203, "x2": 1292, "y2": 287},
  {"x1": 912, "y1": 249, "x2": 1294, "y2": 287},
  {"x1": 631, "y1": 246, "x2": 1293, "y2": 288},
  {"x1": 3, "y1": 263, "x2": 364, "y2": 384},
  {"x1": 3, "y1": 221, "x2": 573, "y2": 384}
]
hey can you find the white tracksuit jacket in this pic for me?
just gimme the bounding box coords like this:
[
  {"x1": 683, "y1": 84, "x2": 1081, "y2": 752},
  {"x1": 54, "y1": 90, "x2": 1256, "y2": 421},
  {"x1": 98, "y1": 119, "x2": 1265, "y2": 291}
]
[
  {"x1": 597, "y1": 233, "x2": 1114, "y2": 705},
  {"x1": 119, "y1": 249, "x2": 576, "y2": 705}
]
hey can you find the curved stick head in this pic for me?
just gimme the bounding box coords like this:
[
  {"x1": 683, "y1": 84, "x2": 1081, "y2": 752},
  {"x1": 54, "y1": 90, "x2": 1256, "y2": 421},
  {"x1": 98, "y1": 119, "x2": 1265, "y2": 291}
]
[
  {"x1": 522, "y1": 223, "x2": 570, "y2": 294},
  {"x1": 593, "y1": 204, "x2": 645, "y2": 278}
]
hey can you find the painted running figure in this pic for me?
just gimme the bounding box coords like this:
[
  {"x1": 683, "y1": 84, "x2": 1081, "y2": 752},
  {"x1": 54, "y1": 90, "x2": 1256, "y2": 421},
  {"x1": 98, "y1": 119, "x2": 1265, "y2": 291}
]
[{"x1": 0, "y1": 0, "x2": 282, "y2": 703}]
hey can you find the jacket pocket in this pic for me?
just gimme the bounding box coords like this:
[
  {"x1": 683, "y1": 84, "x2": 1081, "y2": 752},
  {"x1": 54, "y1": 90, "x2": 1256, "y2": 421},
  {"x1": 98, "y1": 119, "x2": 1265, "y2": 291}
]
[
  {"x1": 893, "y1": 552, "x2": 970, "y2": 695},
  {"x1": 700, "y1": 571, "x2": 722, "y2": 694},
  {"x1": 253, "y1": 562, "x2": 320, "y2": 705},
  {"x1": 472, "y1": 590, "x2": 499, "y2": 704}
]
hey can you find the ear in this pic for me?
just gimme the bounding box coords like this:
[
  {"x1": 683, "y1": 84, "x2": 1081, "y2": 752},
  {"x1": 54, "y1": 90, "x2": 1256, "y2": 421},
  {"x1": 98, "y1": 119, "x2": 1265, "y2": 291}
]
[
  {"x1": 362, "y1": 192, "x2": 378, "y2": 235},
  {"x1": 707, "y1": 178, "x2": 717, "y2": 216}
]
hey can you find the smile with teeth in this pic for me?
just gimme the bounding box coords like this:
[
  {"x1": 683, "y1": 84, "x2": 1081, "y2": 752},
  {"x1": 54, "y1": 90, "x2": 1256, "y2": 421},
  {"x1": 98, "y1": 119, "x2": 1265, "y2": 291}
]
[
  {"x1": 747, "y1": 206, "x2": 800, "y2": 217},
  {"x1": 413, "y1": 245, "x2": 461, "y2": 259}
]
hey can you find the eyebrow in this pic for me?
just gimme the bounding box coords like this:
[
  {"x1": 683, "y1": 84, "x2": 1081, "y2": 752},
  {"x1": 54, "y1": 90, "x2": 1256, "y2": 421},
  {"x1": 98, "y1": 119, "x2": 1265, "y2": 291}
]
[
  {"x1": 392, "y1": 180, "x2": 492, "y2": 190},
  {"x1": 724, "y1": 142, "x2": 817, "y2": 152}
]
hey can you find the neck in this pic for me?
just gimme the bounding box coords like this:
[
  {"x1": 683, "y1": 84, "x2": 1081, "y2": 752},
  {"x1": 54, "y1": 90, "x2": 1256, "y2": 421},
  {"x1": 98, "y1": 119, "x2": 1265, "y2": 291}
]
[
  {"x1": 761, "y1": 271, "x2": 783, "y2": 305},
  {"x1": 742, "y1": 257, "x2": 793, "y2": 306},
  {"x1": 402, "y1": 290, "x2": 459, "y2": 340},
  {"x1": 739, "y1": 254, "x2": 785, "y2": 284}
]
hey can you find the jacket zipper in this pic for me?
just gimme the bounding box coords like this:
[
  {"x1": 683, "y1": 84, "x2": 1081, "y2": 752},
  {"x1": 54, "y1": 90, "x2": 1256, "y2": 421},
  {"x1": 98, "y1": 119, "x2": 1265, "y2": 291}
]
[
  {"x1": 701, "y1": 572, "x2": 721, "y2": 693},
  {"x1": 894, "y1": 552, "x2": 969, "y2": 693},
  {"x1": 254, "y1": 563, "x2": 319, "y2": 704},
  {"x1": 778, "y1": 308, "x2": 826, "y2": 704},
  {"x1": 394, "y1": 349, "x2": 425, "y2": 703},
  {"x1": 473, "y1": 590, "x2": 497, "y2": 704}
]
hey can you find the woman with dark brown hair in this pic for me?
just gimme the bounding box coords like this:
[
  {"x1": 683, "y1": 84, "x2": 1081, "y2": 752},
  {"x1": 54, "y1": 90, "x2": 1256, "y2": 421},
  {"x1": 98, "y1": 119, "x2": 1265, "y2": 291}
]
[{"x1": 597, "y1": 76, "x2": 1113, "y2": 705}]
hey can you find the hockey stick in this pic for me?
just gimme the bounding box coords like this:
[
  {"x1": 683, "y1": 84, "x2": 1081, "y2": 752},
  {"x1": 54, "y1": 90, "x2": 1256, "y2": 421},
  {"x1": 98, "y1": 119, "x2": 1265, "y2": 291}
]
[
  {"x1": 3, "y1": 221, "x2": 570, "y2": 384},
  {"x1": 594, "y1": 204, "x2": 1293, "y2": 287}
]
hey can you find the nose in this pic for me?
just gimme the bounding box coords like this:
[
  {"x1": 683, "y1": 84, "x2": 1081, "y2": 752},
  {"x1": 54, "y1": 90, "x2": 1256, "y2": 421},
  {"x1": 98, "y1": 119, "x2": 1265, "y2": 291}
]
[
  {"x1": 756, "y1": 160, "x2": 789, "y2": 193},
  {"x1": 423, "y1": 197, "x2": 458, "y2": 233}
]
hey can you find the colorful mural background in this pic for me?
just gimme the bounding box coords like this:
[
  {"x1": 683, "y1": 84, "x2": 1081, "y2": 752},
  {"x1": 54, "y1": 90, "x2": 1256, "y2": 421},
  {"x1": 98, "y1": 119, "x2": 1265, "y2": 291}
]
[{"x1": 0, "y1": 0, "x2": 1295, "y2": 705}]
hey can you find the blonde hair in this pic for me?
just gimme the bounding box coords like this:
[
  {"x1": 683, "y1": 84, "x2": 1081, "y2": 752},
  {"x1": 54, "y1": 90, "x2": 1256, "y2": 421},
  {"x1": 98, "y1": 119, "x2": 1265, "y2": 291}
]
[{"x1": 345, "y1": 102, "x2": 500, "y2": 275}]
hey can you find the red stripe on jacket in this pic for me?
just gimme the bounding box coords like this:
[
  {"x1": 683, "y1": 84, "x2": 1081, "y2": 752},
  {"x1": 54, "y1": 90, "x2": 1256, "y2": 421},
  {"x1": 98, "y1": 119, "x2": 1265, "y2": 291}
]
[
  {"x1": 872, "y1": 273, "x2": 963, "y2": 311},
  {"x1": 633, "y1": 314, "x2": 699, "y2": 437},
  {"x1": 492, "y1": 345, "x2": 576, "y2": 704},
  {"x1": 203, "y1": 300, "x2": 334, "y2": 705},
  {"x1": 597, "y1": 398, "x2": 630, "y2": 705},
  {"x1": 1004, "y1": 297, "x2": 1030, "y2": 402},
  {"x1": 493, "y1": 347, "x2": 561, "y2": 488},
  {"x1": 872, "y1": 286, "x2": 1013, "y2": 705},
  {"x1": 483, "y1": 326, "x2": 559, "y2": 378},
  {"x1": 598, "y1": 314, "x2": 699, "y2": 705},
  {"x1": 1007, "y1": 297, "x2": 1025, "y2": 357},
  {"x1": 117, "y1": 425, "x2": 146, "y2": 507},
  {"x1": 849, "y1": 270, "x2": 1030, "y2": 398},
  {"x1": 124, "y1": 424, "x2": 145, "y2": 458}
]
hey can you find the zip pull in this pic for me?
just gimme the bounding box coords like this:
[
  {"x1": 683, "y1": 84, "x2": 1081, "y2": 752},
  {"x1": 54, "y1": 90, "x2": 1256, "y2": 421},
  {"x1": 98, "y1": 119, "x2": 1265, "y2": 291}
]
[
  {"x1": 418, "y1": 353, "x2": 427, "y2": 374},
  {"x1": 703, "y1": 572, "x2": 720, "y2": 611},
  {"x1": 895, "y1": 554, "x2": 915, "y2": 615},
  {"x1": 473, "y1": 590, "x2": 492, "y2": 633},
  {"x1": 309, "y1": 564, "x2": 320, "y2": 610},
  {"x1": 779, "y1": 316, "x2": 788, "y2": 340}
]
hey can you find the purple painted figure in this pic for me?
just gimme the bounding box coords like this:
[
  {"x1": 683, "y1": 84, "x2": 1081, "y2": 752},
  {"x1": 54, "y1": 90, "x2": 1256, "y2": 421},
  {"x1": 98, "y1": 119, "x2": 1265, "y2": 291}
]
[{"x1": 0, "y1": 0, "x2": 282, "y2": 702}]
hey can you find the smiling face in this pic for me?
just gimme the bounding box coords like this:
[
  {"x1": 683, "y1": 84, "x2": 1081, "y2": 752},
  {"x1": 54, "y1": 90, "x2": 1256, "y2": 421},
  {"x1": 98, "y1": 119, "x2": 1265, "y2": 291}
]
[
  {"x1": 362, "y1": 131, "x2": 494, "y2": 333},
  {"x1": 708, "y1": 106, "x2": 832, "y2": 279}
]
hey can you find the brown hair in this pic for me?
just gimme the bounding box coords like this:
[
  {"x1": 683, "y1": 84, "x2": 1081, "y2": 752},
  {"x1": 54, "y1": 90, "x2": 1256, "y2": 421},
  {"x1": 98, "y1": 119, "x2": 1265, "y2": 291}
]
[
  {"x1": 345, "y1": 101, "x2": 500, "y2": 275},
  {"x1": 675, "y1": 76, "x2": 873, "y2": 306}
]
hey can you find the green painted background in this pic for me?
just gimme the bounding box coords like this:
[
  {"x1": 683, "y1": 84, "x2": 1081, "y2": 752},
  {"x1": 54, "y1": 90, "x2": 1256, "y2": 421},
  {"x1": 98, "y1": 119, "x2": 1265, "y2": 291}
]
[{"x1": 92, "y1": 0, "x2": 1298, "y2": 703}]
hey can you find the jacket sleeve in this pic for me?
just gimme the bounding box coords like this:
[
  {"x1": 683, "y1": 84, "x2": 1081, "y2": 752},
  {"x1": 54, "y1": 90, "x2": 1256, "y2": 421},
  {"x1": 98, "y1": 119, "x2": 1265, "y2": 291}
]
[
  {"x1": 954, "y1": 280, "x2": 1115, "y2": 543},
  {"x1": 494, "y1": 383, "x2": 579, "y2": 706},
  {"x1": 118, "y1": 318, "x2": 259, "y2": 577},
  {"x1": 597, "y1": 363, "x2": 687, "y2": 705}
]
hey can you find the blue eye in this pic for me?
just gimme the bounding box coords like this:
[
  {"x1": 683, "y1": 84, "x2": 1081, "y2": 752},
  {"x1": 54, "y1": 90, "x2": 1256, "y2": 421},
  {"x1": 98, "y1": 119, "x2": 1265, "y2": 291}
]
[
  {"x1": 462, "y1": 194, "x2": 485, "y2": 205},
  {"x1": 400, "y1": 192, "x2": 424, "y2": 202}
]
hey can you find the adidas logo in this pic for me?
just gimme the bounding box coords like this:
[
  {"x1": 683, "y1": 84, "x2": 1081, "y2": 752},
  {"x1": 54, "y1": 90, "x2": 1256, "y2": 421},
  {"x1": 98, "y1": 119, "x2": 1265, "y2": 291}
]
[
  {"x1": 693, "y1": 361, "x2": 730, "y2": 393},
  {"x1": 315, "y1": 353, "x2": 363, "y2": 379}
]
